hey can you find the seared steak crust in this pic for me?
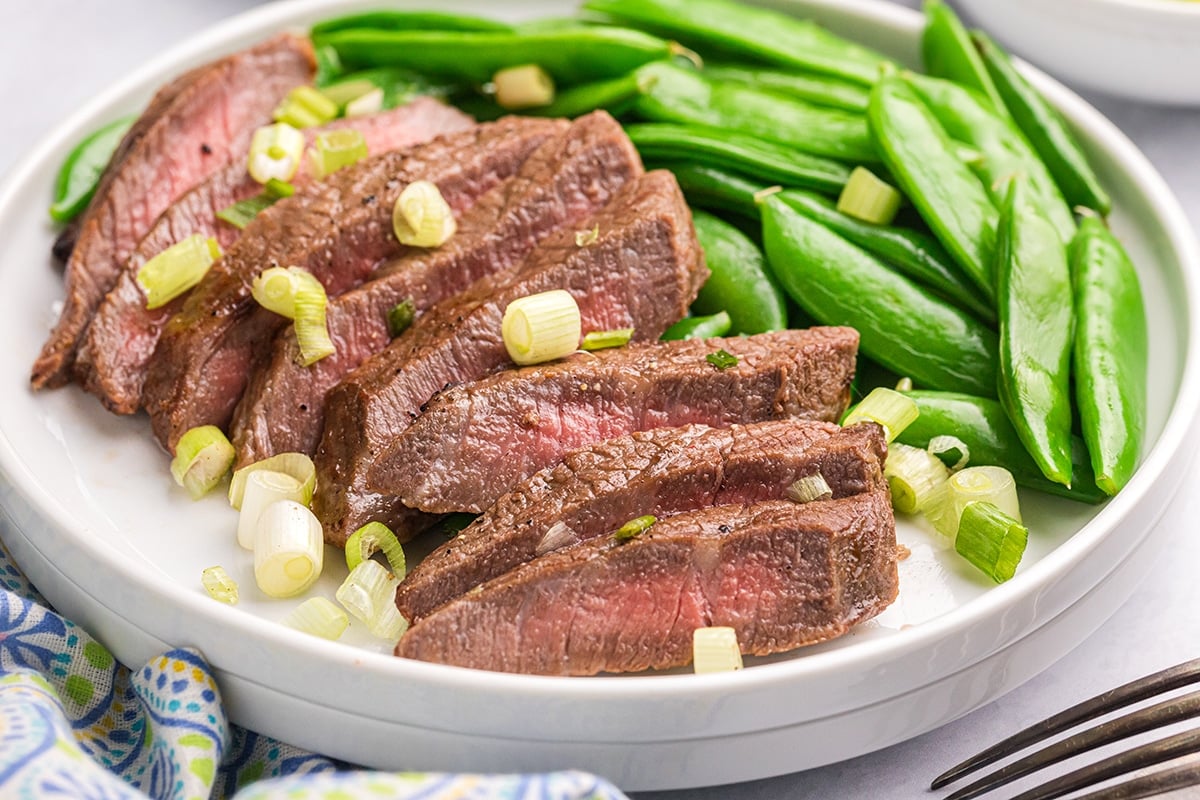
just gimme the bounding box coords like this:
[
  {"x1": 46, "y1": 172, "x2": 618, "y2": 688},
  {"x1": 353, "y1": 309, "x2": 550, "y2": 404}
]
[
  {"x1": 394, "y1": 420, "x2": 887, "y2": 623},
  {"x1": 396, "y1": 489, "x2": 898, "y2": 675},
  {"x1": 370, "y1": 327, "x2": 859, "y2": 513}
]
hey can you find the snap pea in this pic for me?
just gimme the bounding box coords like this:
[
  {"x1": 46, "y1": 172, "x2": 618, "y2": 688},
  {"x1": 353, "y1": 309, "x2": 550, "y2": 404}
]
[
  {"x1": 868, "y1": 75, "x2": 998, "y2": 302},
  {"x1": 920, "y1": 0, "x2": 1006, "y2": 114},
  {"x1": 661, "y1": 311, "x2": 733, "y2": 341},
  {"x1": 626, "y1": 122, "x2": 850, "y2": 196},
  {"x1": 652, "y1": 161, "x2": 763, "y2": 220},
  {"x1": 896, "y1": 391, "x2": 1106, "y2": 504},
  {"x1": 1070, "y1": 216, "x2": 1147, "y2": 495},
  {"x1": 635, "y1": 62, "x2": 876, "y2": 164},
  {"x1": 974, "y1": 32, "x2": 1111, "y2": 215},
  {"x1": 761, "y1": 195, "x2": 998, "y2": 396},
  {"x1": 702, "y1": 64, "x2": 870, "y2": 112},
  {"x1": 49, "y1": 115, "x2": 135, "y2": 224},
  {"x1": 583, "y1": 0, "x2": 895, "y2": 86},
  {"x1": 690, "y1": 210, "x2": 787, "y2": 335},
  {"x1": 905, "y1": 73, "x2": 1075, "y2": 243},
  {"x1": 777, "y1": 190, "x2": 994, "y2": 323},
  {"x1": 528, "y1": 70, "x2": 645, "y2": 118},
  {"x1": 995, "y1": 178, "x2": 1074, "y2": 487},
  {"x1": 311, "y1": 10, "x2": 513, "y2": 39},
  {"x1": 319, "y1": 26, "x2": 673, "y2": 86}
]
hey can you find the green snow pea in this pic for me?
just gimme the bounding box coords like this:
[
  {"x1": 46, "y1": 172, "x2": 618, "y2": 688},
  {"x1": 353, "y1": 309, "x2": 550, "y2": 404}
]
[
  {"x1": 905, "y1": 72, "x2": 1075, "y2": 243},
  {"x1": 896, "y1": 391, "x2": 1106, "y2": 503},
  {"x1": 1070, "y1": 216, "x2": 1148, "y2": 495},
  {"x1": 995, "y1": 178, "x2": 1074, "y2": 487},
  {"x1": 691, "y1": 210, "x2": 787, "y2": 335},
  {"x1": 761, "y1": 195, "x2": 998, "y2": 396},
  {"x1": 49, "y1": 115, "x2": 135, "y2": 223},
  {"x1": 920, "y1": 0, "x2": 1006, "y2": 113},
  {"x1": 584, "y1": 0, "x2": 894, "y2": 86},
  {"x1": 635, "y1": 62, "x2": 876, "y2": 164},
  {"x1": 661, "y1": 311, "x2": 733, "y2": 341},
  {"x1": 653, "y1": 162, "x2": 764, "y2": 220},
  {"x1": 868, "y1": 75, "x2": 998, "y2": 301},
  {"x1": 777, "y1": 190, "x2": 994, "y2": 323},
  {"x1": 528, "y1": 70, "x2": 646, "y2": 118},
  {"x1": 311, "y1": 10, "x2": 513, "y2": 39},
  {"x1": 626, "y1": 122, "x2": 850, "y2": 196},
  {"x1": 702, "y1": 64, "x2": 870, "y2": 112},
  {"x1": 974, "y1": 32, "x2": 1111, "y2": 215}
]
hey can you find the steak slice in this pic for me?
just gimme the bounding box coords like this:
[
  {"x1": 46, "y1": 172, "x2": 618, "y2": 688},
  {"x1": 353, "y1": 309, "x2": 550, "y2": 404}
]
[
  {"x1": 312, "y1": 170, "x2": 707, "y2": 546},
  {"x1": 229, "y1": 110, "x2": 643, "y2": 465},
  {"x1": 396, "y1": 489, "x2": 898, "y2": 675},
  {"x1": 141, "y1": 116, "x2": 566, "y2": 451},
  {"x1": 32, "y1": 33, "x2": 316, "y2": 389},
  {"x1": 369, "y1": 327, "x2": 859, "y2": 513},
  {"x1": 75, "y1": 98, "x2": 474, "y2": 414},
  {"x1": 394, "y1": 420, "x2": 886, "y2": 623}
]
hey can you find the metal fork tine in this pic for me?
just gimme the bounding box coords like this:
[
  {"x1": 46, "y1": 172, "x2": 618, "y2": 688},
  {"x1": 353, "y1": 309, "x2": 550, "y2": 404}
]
[
  {"x1": 944, "y1": 690, "x2": 1200, "y2": 800},
  {"x1": 932, "y1": 657, "x2": 1200, "y2": 789},
  {"x1": 1069, "y1": 758, "x2": 1200, "y2": 800},
  {"x1": 1005, "y1": 728, "x2": 1200, "y2": 800}
]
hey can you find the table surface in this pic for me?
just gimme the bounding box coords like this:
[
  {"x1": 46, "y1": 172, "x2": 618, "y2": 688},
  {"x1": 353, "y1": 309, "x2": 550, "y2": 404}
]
[{"x1": 5, "y1": 2, "x2": 1199, "y2": 798}]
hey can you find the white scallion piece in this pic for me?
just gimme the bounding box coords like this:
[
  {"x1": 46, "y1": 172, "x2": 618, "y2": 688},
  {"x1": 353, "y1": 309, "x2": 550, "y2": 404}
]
[
  {"x1": 293, "y1": 282, "x2": 335, "y2": 366},
  {"x1": 344, "y1": 87, "x2": 384, "y2": 118},
  {"x1": 925, "y1": 465, "x2": 1021, "y2": 537},
  {"x1": 282, "y1": 597, "x2": 348, "y2": 640},
  {"x1": 201, "y1": 566, "x2": 238, "y2": 605},
  {"x1": 251, "y1": 266, "x2": 324, "y2": 319},
  {"x1": 307, "y1": 128, "x2": 368, "y2": 180},
  {"x1": 368, "y1": 602, "x2": 409, "y2": 641},
  {"x1": 344, "y1": 522, "x2": 406, "y2": 580},
  {"x1": 336, "y1": 559, "x2": 400, "y2": 633},
  {"x1": 501, "y1": 290, "x2": 581, "y2": 366},
  {"x1": 392, "y1": 180, "x2": 456, "y2": 248},
  {"x1": 170, "y1": 425, "x2": 235, "y2": 500},
  {"x1": 253, "y1": 500, "x2": 324, "y2": 598},
  {"x1": 229, "y1": 452, "x2": 316, "y2": 510},
  {"x1": 247, "y1": 123, "x2": 305, "y2": 184},
  {"x1": 136, "y1": 234, "x2": 222, "y2": 309},
  {"x1": 493, "y1": 64, "x2": 556, "y2": 109},
  {"x1": 843, "y1": 387, "x2": 920, "y2": 441},
  {"x1": 693, "y1": 627, "x2": 743, "y2": 674},
  {"x1": 786, "y1": 473, "x2": 833, "y2": 504},
  {"x1": 237, "y1": 469, "x2": 309, "y2": 551},
  {"x1": 273, "y1": 85, "x2": 339, "y2": 129},
  {"x1": 885, "y1": 442, "x2": 950, "y2": 514}
]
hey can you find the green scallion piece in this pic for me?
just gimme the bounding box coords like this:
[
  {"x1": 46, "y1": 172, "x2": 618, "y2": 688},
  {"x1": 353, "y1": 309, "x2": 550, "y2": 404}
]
[
  {"x1": 136, "y1": 234, "x2": 222, "y2": 309},
  {"x1": 613, "y1": 514, "x2": 656, "y2": 541},
  {"x1": 274, "y1": 85, "x2": 339, "y2": 128},
  {"x1": 387, "y1": 298, "x2": 416, "y2": 338},
  {"x1": 216, "y1": 179, "x2": 295, "y2": 230},
  {"x1": 580, "y1": 328, "x2": 634, "y2": 351},
  {"x1": 955, "y1": 501, "x2": 1028, "y2": 582},
  {"x1": 345, "y1": 521, "x2": 407, "y2": 580},
  {"x1": 837, "y1": 166, "x2": 903, "y2": 225},
  {"x1": 201, "y1": 566, "x2": 239, "y2": 605},
  {"x1": 294, "y1": 282, "x2": 336, "y2": 366},
  {"x1": 170, "y1": 425, "x2": 236, "y2": 500},
  {"x1": 706, "y1": 349, "x2": 739, "y2": 370},
  {"x1": 282, "y1": 596, "x2": 348, "y2": 640},
  {"x1": 884, "y1": 442, "x2": 949, "y2": 514},
  {"x1": 319, "y1": 78, "x2": 376, "y2": 108},
  {"x1": 843, "y1": 387, "x2": 920, "y2": 441},
  {"x1": 307, "y1": 128, "x2": 368, "y2": 179}
]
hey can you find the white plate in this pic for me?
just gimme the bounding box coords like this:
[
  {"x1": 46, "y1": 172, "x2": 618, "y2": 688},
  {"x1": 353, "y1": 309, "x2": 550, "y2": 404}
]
[{"x1": 0, "y1": 0, "x2": 1197, "y2": 791}]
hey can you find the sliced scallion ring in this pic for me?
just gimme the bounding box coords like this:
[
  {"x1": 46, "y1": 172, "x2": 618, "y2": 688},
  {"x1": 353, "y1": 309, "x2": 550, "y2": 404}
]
[
  {"x1": 273, "y1": 85, "x2": 339, "y2": 129},
  {"x1": 136, "y1": 234, "x2": 222, "y2": 310},
  {"x1": 580, "y1": 328, "x2": 634, "y2": 352},
  {"x1": 200, "y1": 566, "x2": 238, "y2": 605},
  {"x1": 924, "y1": 465, "x2": 1021, "y2": 537},
  {"x1": 251, "y1": 266, "x2": 324, "y2": 319},
  {"x1": 247, "y1": 123, "x2": 305, "y2": 184},
  {"x1": 501, "y1": 290, "x2": 581, "y2": 366},
  {"x1": 493, "y1": 64, "x2": 556, "y2": 110},
  {"x1": 785, "y1": 473, "x2": 833, "y2": 504},
  {"x1": 955, "y1": 501, "x2": 1028, "y2": 583},
  {"x1": 307, "y1": 128, "x2": 368, "y2": 180},
  {"x1": 282, "y1": 597, "x2": 348, "y2": 640},
  {"x1": 344, "y1": 521, "x2": 407, "y2": 580},
  {"x1": 928, "y1": 435, "x2": 971, "y2": 472},
  {"x1": 170, "y1": 425, "x2": 235, "y2": 500},
  {"x1": 294, "y1": 282, "x2": 335, "y2": 366},
  {"x1": 692, "y1": 627, "x2": 743, "y2": 674},
  {"x1": 237, "y1": 469, "x2": 308, "y2": 551},
  {"x1": 884, "y1": 442, "x2": 949, "y2": 514},
  {"x1": 336, "y1": 559, "x2": 401, "y2": 638},
  {"x1": 842, "y1": 387, "x2": 920, "y2": 441},
  {"x1": 612, "y1": 514, "x2": 656, "y2": 542},
  {"x1": 229, "y1": 452, "x2": 316, "y2": 510},
  {"x1": 837, "y1": 166, "x2": 903, "y2": 225},
  {"x1": 392, "y1": 180, "x2": 456, "y2": 248},
  {"x1": 368, "y1": 602, "x2": 409, "y2": 641},
  {"x1": 253, "y1": 500, "x2": 324, "y2": 598}
]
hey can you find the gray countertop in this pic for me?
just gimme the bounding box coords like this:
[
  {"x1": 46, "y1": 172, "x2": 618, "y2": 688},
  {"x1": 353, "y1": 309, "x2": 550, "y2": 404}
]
[{"x1": 5, "y1": 2, "x2": 1199, "y2": 798}]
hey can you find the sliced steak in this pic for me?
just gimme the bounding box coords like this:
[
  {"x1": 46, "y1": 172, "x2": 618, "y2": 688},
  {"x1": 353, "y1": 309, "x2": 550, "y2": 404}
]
[
  {"x1": 313, "y1": 170, "x2": 707, "y2": 546},
  {"x1": 394, "y1": 420, "x2": 885, "y2": 623},
  {"x1": 397, "y1": 489, "x2": 898, "y2": 675},
  {"x1": 32, "y1": 34, "x2": 316, "y2": 389},
  {"x1": 75, "y1": 99, "x2": 474, "y2": 414},
  {"x1": 370, "y1": 327, "x2": 859, "y2": 513},
  {"x1": 141, "y1": 116, "x2": 566, "y2": 451},
  {"x1": 229, "y1": 110, "x2": 643, "y2": 465}
]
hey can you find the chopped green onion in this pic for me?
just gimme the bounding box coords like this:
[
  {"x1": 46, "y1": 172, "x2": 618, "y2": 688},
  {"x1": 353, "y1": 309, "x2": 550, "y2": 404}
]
[
  {"x1": 955, "y1": 501, "x2": 1028, "y2": 583},
  {"x1": 894, "y1": 377, "x2": 913, "y2": 392},
  {"x1": 236, "y1": 469, "x2": 309, "y2": 551},
  {"x1": 387, "y1": 298, "x2": 416, "y2": 338},
  {"x1": 216, "y1": 179, "x2": 294, "y2": 230},
  {"x1": 369, "y1": 602, "x2": 409, "y2": 641},
  {"x1": 843, "y1": 387, "x2": 919, "y2": 441},
  {"x1": 501, "y1": 289, "x2": 581, "y2": 365},
  {"x1": 493, "y1": 64, "x2": 556, "y2": 110},
  {"x1": 229, "y1": 452, "x2": 316, "y2": 510},
  {"x1": 336, "y1": 559, "x2": 405, "y2": 639},
  {"x1": 344, "y1": 521, "x2": 407, "y2": 580},
  {"x1": 345, "y1": 87, "x2": 385, "y2": 118},
  {"x1": 837, "y1": 166, "x2": 903, "y2": 225},
  {"x1": 575, "y1": 224, "x2": 600, "y2": 247},
  {"x1": 170, "y1": 425, "x2": 235, "y2": 500},
  {"x1": 580, "y1": 328, "x2": 634, "y2": 351},
  {"x1": 786, "y1": 473, "x2": 833, "y2": 504},
  {"x1": 136, "y1": 234, "x2": 221, "y2": 309},
  {"x1": 201, "y1": 566, "x2": 239, "y2": 605},
  {"x1": 613, "y1": 514, "x2": 656, "y2": 542},
  {"x1": 294, "y1": 282, "x2": 335, "y2": 366},
  {"x1": 251, "y1": 266, "x2": 323, "y2": 319},
  {"x1": 307, "y1": 128, "x2": 368, "y2": 179},
  {"x1": 282, "y1": 597, "x2": 348, "y2": 640},
  {"x1": 274, "y1": 85, "x2": 339, "y2": 129},
  {"x1": 925, "y1": 465, "x2": 1021, "y2": 537},
  {"x1": 928, "y1": 435, "x2": 970, "y2": 472},
  {"x1": 392, "y1": 180, "x2": 456, "y2": 247},
  {"x1": 693, "y1": 627, "x2": 743, "y2": 674},
  {"x1": 885, "y1": 442, "x2": 950, "y2": 514},
  {"x1": 248, "y1": 123, "x2": 305, "y2": 184},
  {"x1": 253, "y1": 500, "x2": 324, "y2": 598},
  {"x1": 319, "y1": 78, "x2": 376, "y2": 108},
  {"x1": 706, "y1": 349, "x2": 739, "y2": 370}
]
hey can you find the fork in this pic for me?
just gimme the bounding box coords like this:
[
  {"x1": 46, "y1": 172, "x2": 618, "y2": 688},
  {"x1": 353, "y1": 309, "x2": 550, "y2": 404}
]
[{"x1": 931, "y1": 658, "x2": 1200, "y2": 800}]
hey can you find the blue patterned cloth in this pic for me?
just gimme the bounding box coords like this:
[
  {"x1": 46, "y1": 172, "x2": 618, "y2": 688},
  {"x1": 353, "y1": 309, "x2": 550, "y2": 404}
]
[{"x1": 0, "y1": 541, "x2": 627, "y2": 800}]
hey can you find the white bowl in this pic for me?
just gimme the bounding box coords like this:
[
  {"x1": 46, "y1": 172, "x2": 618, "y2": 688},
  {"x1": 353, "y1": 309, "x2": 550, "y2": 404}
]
[
  {"x1": 0, "y1": 0, "x2": 1198, "y2": 791},
  {"x1": 955, "y1": 0, "x2": 1200, "y2": 105}
]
